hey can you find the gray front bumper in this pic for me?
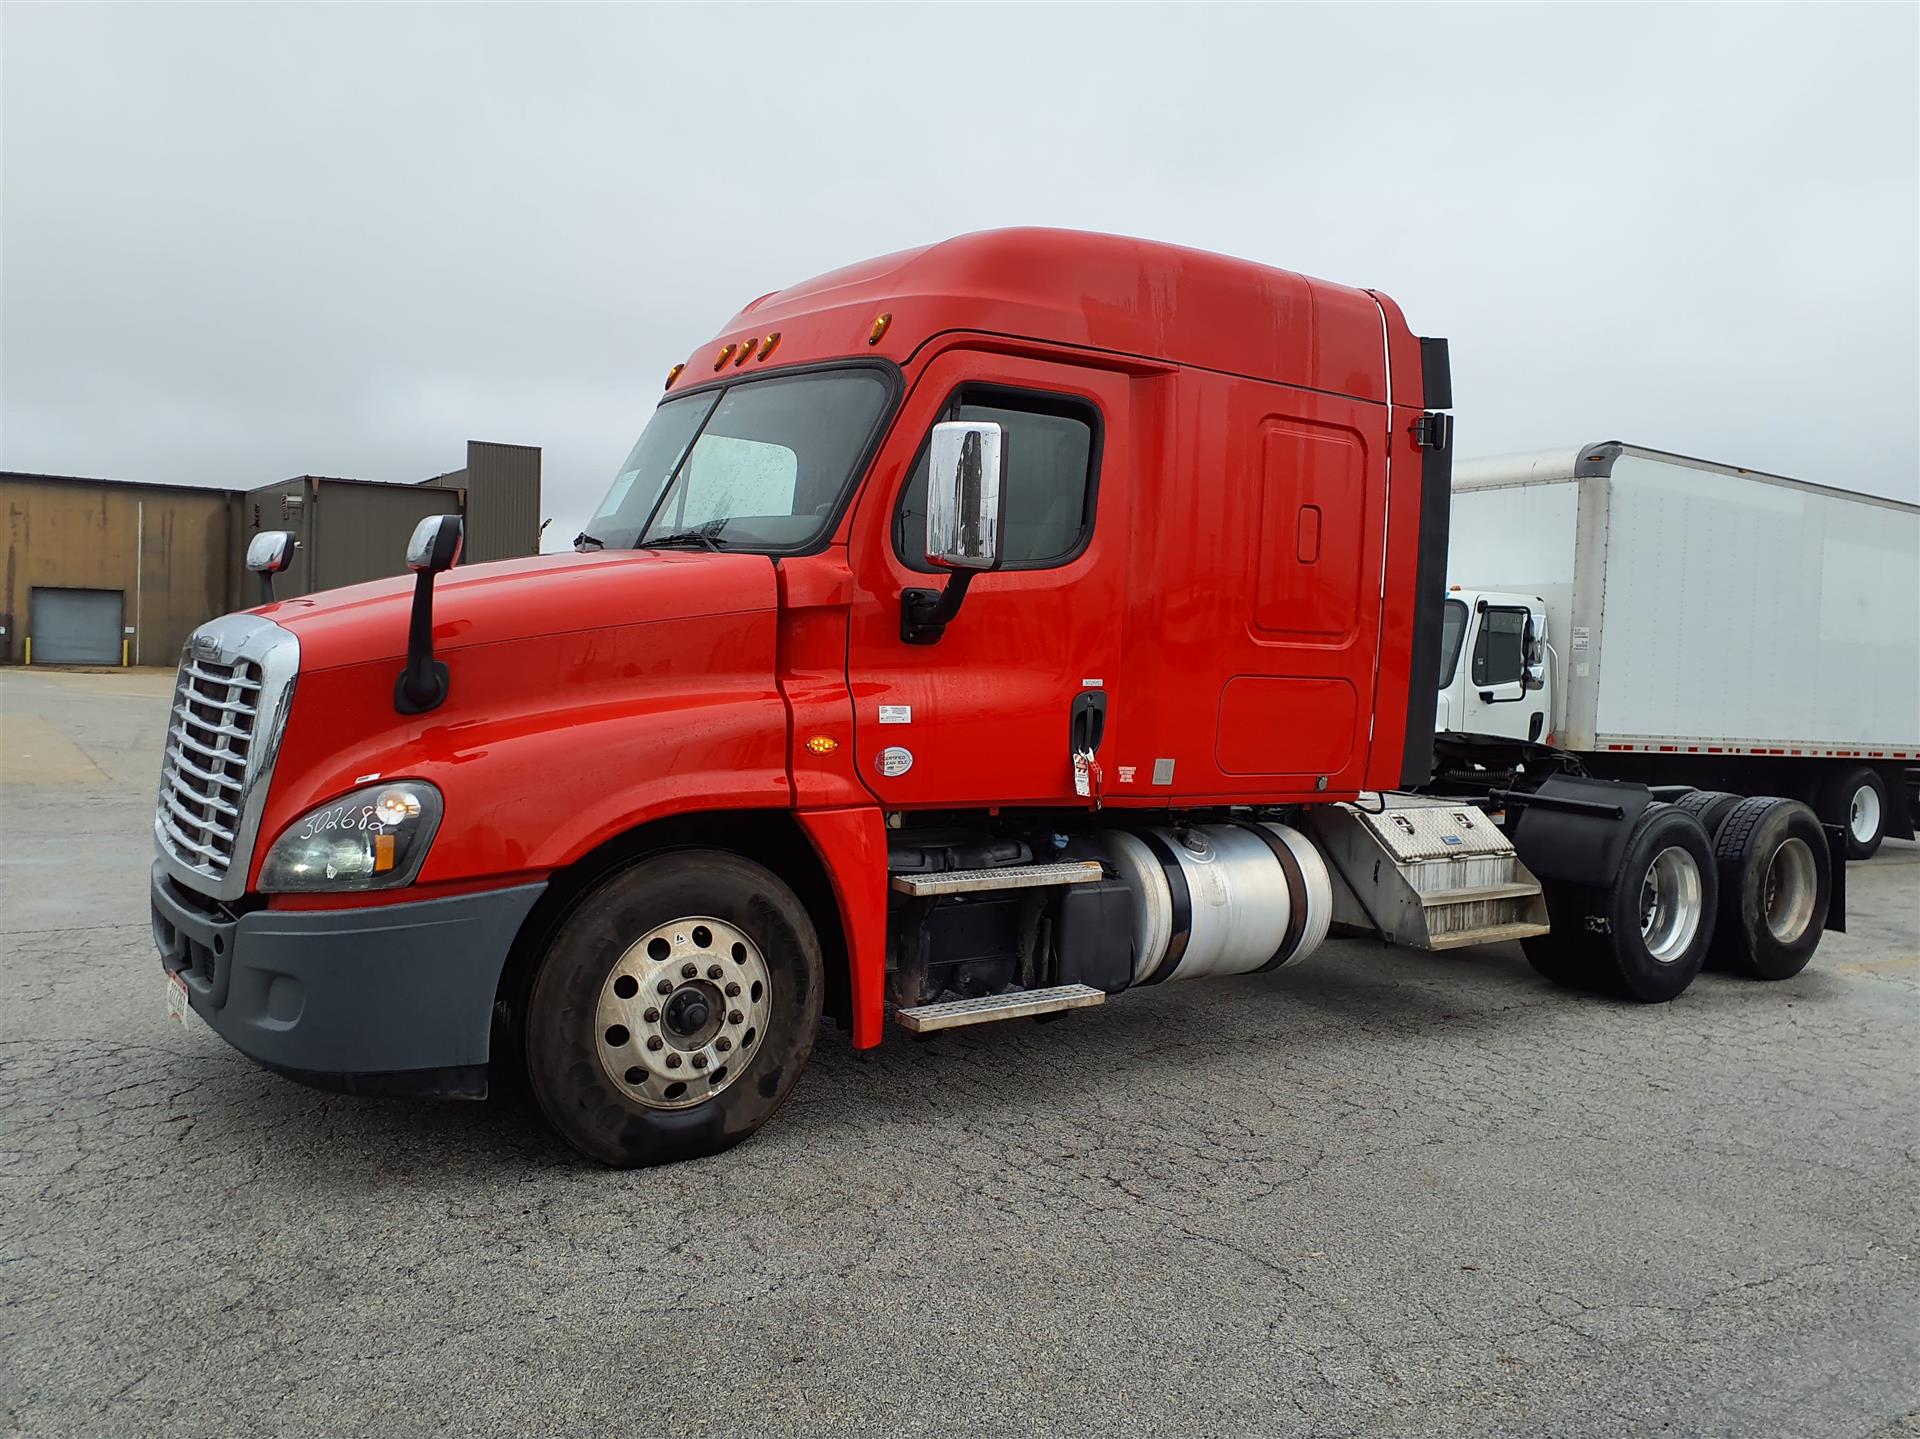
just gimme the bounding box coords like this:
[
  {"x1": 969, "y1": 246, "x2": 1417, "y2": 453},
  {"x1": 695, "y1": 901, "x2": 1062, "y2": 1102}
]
[{"x1": 151, "y1": 862, "x2": 545, "y2": 1096}]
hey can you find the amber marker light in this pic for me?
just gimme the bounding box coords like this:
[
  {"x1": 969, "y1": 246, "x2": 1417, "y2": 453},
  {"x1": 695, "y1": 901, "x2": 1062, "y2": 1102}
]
[
  {"x1": 759, "y1": 331, "x2": 781, "y2": 361},
  {"x1": 733, "y1": 341, "x2": 754, "y2": 367},
  {"x1": 665, "y1": 363, "x2": 685, "y2": 389},
  {"x1": 805, "y1": 735, "x2": 839, "y2": 755},
  {"x1": 868, "y1": 312, "x2": 892, "y2": 345},
  {"x1": 714, "y1": 342, "x2": 736, "y2": 370}
]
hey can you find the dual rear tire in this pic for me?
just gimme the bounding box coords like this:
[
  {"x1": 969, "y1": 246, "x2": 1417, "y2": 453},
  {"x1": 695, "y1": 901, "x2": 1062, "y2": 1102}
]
[
  {"x1": 1523, "y1": 804, "x2": 1718, "y2": 1002},
  {"x1": 1524, "y1": 794, "x2": 1830, "y2": 999}
]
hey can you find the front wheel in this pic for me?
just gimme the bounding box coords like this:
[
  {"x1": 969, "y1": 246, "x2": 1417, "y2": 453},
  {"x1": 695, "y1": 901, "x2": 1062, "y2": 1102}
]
[{"x1": 525, "y1": 850, "x2": 823, "y2": 1167}]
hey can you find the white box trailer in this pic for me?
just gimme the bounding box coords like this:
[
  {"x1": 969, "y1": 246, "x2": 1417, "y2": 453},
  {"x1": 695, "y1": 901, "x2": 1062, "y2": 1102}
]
[{"x1": 1441, "y1": 441, "x2": 1920, "y2": 857}]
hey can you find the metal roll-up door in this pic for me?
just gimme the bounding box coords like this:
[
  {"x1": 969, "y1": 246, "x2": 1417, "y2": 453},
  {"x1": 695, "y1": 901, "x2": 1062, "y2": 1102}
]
[{"x1": 31, "y1": 587, "x2": 124, "y2": 665}]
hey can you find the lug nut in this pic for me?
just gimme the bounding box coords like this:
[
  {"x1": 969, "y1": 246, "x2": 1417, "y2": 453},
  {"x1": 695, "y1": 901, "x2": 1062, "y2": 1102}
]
[
  {"x1": 706, "y1": 964, "x2": 723, "y2": 980},
  {"x1": 646, "y1": 1036, "x2": 664, "y2": 1051},
  {"x1": 681, "y1": 962, "x2": 698, "y2": 979},
  {"x1": 665, "y1": 1053, "x2": 682, "y2": 1069},
  {"x1": 728, "y1": 1009, "x2": 744, "y2": 1025},
  {"x1": 692, "y1": 1054, "x2": 709, "y2": 1070},
  {"x1": 657, "y1": 979, "x2": 673, "y2": 996},
  {"x1": 644, "y1": 1007, "x2": 660, "y2": 1023},
  {"x1": 715, "y1": 1037, "x2": 732, "y2": 1053},
  {"x1": 725, "y1": 982, "x2": 741, "y2": 997}
]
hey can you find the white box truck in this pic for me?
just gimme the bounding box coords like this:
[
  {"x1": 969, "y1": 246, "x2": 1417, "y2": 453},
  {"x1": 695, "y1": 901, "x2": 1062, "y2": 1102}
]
[{"x1": 1437, "y1": 441, "x2": 1919, "y2": 857}]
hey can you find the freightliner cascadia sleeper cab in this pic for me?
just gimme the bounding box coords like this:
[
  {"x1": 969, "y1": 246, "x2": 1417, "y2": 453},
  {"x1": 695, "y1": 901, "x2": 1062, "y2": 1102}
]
[{"x1": 151, "y1": 230, "x2": 1844, "y2": 1167}]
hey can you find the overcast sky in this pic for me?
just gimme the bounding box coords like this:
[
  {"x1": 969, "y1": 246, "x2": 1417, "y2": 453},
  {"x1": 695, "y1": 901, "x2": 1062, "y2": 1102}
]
[{"x1": 3, "y1": 3, "x2": 1916, "y2": 548}]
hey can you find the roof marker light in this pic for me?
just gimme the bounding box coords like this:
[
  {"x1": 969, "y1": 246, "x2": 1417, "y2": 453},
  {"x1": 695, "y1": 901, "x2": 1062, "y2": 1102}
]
[
  {"x1": 759, "y1": 331, "x2": 780, "y2": 362},
  {"x1": 868, "y1": 312, "x2": 892, "y2": 346},
  {"x1": 714, "y1": 343, "x2": 736, "y2": 370},
  {"x1": 665, "y1": 363, "x2": 685, "y2": 389}
]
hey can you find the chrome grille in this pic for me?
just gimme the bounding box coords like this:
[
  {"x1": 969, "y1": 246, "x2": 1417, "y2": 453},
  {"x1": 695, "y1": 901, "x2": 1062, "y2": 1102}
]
[
  {"x1": 159, "y1": 658, "x2": 262, "y2": 875},
  {"x1": 154, "y1": 614, "x2": 299, "y2": 898}
]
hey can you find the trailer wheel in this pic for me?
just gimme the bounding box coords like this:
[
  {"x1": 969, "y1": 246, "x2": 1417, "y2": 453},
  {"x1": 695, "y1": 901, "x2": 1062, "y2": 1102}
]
[
  {"x1": 1709, "y1": 797, "x2": 1830, "y2": 981},
  {"x1": 1822, "y1": 766, "x2": 1888, "y2": 860},
  {"x1": 1588, "y1": 806, "x2": 1718, "y2": 1002},
  {"x1": 524, "y1": 850, "x2": 823, "y2": 1167},
  {"x1": 1672, "y1": 789, "x2": 1743, "y2": 844}
]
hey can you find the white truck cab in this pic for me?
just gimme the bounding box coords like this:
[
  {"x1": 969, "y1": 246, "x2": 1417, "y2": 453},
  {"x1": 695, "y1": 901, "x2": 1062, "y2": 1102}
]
[{"x1": 1436, "y1": 588, "x2": 1552, "y2": 744}]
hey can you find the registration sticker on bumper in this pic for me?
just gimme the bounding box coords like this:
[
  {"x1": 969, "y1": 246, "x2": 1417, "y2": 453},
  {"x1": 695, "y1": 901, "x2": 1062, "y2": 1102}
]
[{"x1": 165, "y1": 971, "x2": 190, "y2": 1025}]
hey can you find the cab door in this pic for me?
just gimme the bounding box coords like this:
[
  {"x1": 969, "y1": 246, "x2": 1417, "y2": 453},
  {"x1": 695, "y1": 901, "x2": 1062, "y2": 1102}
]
[
  {"x1": 1461, "y1": 597, "x2": 1545, "y2": 740},
  {"x1": 843, "y1": 350, "x2": 1130, "y2": 808}
]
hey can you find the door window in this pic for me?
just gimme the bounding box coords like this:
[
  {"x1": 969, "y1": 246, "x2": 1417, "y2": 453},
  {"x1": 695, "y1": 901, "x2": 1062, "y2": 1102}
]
[
  {"x1": 1438, "y1": 597, "x2": 1468, "y2": 687},
  {"x1": 895, "y1": 388, "x2": 1098, "y2": 570},
  {"x1": 1471, "y1": 606, "x2": 1529, "y2": 687}
]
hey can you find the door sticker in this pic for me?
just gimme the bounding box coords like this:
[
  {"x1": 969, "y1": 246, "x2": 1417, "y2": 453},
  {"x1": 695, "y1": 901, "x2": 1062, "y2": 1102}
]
[
  {"x1": 877, "y1": 746, "x2": 914, "y2": 778},
  {"x1": 878, "y1": 705, "x2": 911, "y2": 725}
]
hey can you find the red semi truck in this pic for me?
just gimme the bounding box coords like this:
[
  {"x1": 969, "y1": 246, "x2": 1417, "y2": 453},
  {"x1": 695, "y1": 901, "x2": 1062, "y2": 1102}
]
[{"x1": 151, "y1": 230, "x2": 1843, "y2": 1166}]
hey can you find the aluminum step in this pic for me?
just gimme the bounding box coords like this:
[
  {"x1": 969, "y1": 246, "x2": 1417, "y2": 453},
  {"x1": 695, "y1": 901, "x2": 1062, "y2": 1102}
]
[
  {"x1": 1420, "y1": 881, "x2": 1541, "y2": 907},
  {"x1": 895, "y1": 983, "x2": 1107, "y2": 1033},
  {"x1": 889, "y1": 860, "x2": 1105, "y2": 897},
  {"x1": 1423, "y1": 919, "x2": 1553, "y2": 951}
]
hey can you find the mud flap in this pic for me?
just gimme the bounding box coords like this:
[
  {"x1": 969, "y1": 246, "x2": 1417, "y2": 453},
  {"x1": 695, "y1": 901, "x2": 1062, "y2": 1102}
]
[{"x1": 1824, "y1": 823, "x2": 1847, "y2": 934}]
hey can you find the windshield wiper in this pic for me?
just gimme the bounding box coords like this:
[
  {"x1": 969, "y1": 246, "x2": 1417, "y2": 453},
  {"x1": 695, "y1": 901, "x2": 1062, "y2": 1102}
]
[
  {"x1": 573, "y1": 531, "x2": 606, "y2": 551},
  {"x1": 644, "y1": 521, "x2": 729, "y2": 551}
]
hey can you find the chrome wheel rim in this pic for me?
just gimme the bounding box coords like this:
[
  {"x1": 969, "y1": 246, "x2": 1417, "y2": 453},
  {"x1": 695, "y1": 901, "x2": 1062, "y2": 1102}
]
[
  {"x1": 1849, "y1": 785, "x2": 1881, "y2": 846},
  {"x1": 1763, "y1": 837, "x2": 1818, "y2": 943},
  {"x1": 1638, "y1": 845, "x2": 1703, "y2": 964},
  {"x1": 594, "y1": 916, "x2": 771, "y2": 1110}
]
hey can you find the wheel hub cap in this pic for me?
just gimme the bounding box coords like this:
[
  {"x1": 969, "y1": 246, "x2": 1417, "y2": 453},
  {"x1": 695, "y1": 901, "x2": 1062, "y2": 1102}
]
[
  {"x1": 1849, "y1": 785, "x2": 1880, "y2": 845},
  {"x1": 594, "y1": 916, "x2": 771, "y2": 1110},
  {"x1": 1639, "y1": 845, "x2": 1703, "y2": 964},
  {"x1": 1763, "y1": 837, "x2": 1818, "y2": 942}
]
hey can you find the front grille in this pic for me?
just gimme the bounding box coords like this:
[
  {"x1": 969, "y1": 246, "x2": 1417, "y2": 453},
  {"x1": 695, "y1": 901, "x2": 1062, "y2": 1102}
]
[{"x1": 157, "y1": 656, "x2": 264, "y2": 878}]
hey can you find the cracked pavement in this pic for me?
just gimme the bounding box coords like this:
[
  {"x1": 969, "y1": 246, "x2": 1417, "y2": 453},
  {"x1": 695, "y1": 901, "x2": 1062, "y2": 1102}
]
[{"x1": 3, "y1": 668, "x2": 1916, "y2": 1437}]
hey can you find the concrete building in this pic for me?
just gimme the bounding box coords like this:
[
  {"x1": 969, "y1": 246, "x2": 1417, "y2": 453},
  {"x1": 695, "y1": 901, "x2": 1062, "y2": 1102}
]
[{"x1": 1, "y1": 441, "x2": 539, "y2": 666}]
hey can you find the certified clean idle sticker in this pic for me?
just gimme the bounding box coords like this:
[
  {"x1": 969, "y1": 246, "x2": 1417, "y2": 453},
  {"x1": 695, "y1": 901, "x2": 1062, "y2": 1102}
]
[{"x1": 876, "y1": 746, "x2": 914, "y2": 778}]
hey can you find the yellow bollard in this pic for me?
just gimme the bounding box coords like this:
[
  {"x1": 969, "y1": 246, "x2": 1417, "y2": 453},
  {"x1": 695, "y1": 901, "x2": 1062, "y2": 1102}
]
[
  {"x1": 23, "y1": 637, "x2": 30, "y2": 665},
  {"x1": 122, "y1": 638, "x2": 130, "y2": 667}
]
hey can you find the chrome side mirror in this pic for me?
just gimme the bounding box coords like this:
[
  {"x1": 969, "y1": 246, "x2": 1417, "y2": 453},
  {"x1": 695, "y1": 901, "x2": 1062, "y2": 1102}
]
[
  {"x1": 246, "y1": 530, "x2": 298, "y2": 603},
  {"x1": 925, "y1": 421, "x2": 1006, "y2": 571},
  {"x1": 1523, "y1": 615, "x2": 1547, "y2": 691},
  {"x1": 406, "y1": 514, "x2": 464, "y2": 574}
]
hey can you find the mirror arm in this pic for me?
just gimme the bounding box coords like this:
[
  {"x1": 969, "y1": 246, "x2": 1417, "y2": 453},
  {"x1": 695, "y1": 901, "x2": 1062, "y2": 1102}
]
[
  {"x1": 393, "y1": 571, "x2": 450, "y2": 714},
  {"x1": 900, "y1": 571, "x2": 976, "y2": 646},
  {"x1": 258, "y1": 572, "x2": 276, "y2": 606}
]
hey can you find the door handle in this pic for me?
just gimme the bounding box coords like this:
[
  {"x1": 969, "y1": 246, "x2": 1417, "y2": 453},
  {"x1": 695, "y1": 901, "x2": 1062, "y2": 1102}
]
[{"x1": 1069, "y1": 691, "x2": 1108, "y2": 753}]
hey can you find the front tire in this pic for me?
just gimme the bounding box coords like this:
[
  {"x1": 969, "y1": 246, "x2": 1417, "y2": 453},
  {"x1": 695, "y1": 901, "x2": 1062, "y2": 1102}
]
[{"x1": 525, "y1": 850, "x2": 823, "y2": 1167}]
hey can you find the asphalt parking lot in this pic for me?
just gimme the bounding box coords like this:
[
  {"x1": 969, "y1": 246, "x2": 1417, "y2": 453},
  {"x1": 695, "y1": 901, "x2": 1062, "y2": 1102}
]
[{"x1": 2, "y1": 666, "x2": 1916, "y2": 1438}]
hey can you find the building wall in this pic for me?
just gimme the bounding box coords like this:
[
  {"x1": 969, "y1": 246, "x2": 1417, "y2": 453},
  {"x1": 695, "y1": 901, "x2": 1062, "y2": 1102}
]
[
  {"x1": 1, "y1": 473, "x2": 230, "y2": 665},
  {"x1": 311, "y1": 479, "x2": 463, "y2": 590},
  {"x1": 459, "y1": 441, "x2": 542, "y2": 562}
]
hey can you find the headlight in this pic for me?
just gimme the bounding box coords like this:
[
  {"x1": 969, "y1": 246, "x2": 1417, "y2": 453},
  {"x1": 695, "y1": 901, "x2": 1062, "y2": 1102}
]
[{"x1": 258, "y1": 781, "x2": 444, "y2": 892}]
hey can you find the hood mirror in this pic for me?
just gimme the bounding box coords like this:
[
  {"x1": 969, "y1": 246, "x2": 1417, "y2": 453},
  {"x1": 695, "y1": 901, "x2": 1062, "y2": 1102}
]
[
  {"x1": 395, "y1": 514, "x2": 464, "y2": 715},
  {"x1": 246, "y1": 530, "x2": 298, "y2": 604}
]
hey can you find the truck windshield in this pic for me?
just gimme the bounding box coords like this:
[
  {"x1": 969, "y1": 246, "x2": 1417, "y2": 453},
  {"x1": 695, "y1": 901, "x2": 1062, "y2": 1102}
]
[
  {"x1": 583, "y1": 368, "x2": 893, "y2": 553},
  {"x1": 1438, "y1": 597, "x2": 1468, "y2": 686}
]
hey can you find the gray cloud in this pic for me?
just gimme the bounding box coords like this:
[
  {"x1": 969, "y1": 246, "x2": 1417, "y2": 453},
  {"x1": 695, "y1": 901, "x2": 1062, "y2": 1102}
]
[{"x1": 3, "y1": 2, "x2": 1915, "y2": 547}]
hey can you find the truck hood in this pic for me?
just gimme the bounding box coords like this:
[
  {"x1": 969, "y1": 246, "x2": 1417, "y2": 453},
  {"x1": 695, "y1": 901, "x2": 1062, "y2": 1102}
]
[{"x1": 256, "y1": 549, "x2": 779, "y2": 671}]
